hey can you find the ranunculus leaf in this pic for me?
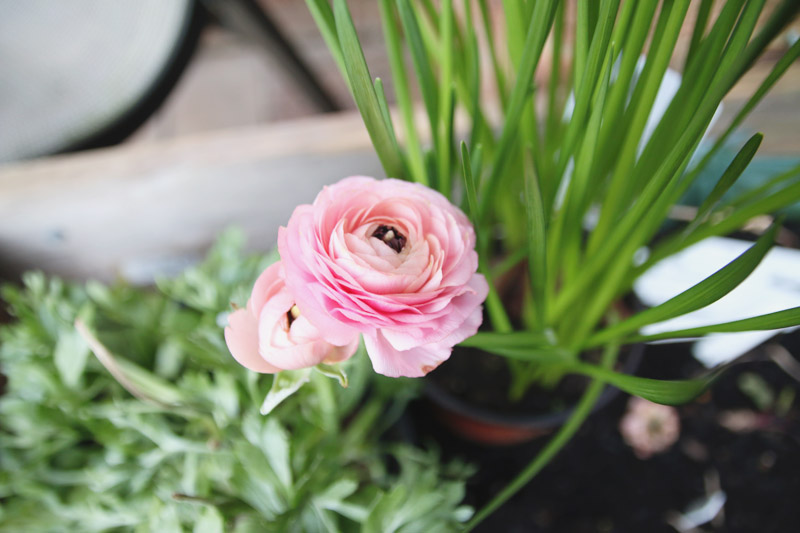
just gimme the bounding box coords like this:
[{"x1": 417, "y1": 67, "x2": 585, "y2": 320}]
[
  {"x1": 54, "y1": 326, "x2": 90, "y2": 388},
  {"x1": 76, "y1": 318, "x2": 186, "y2": 407},
  {"x1": 192, "y1": 507, "x2": 224, "y2": 533},
  {"x1": 261, "y1": 418, "x2": 293, "y2": 493},
  {"x1": 260, "y1": 369, "x2": 311, "y2": 416},
  {"x1": 314, "y1": 363, "x2": 349, "y2": 388}
]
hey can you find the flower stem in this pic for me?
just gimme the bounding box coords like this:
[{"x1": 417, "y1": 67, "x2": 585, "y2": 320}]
[
  {"x1": 462, "y1": 343, "x2": 619, "y2": 531},
  {"x1": 479, "y1": 258, "x2": 512, "y2": 333}
]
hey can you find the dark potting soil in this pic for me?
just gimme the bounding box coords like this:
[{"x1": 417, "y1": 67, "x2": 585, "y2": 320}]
[{"x1": 406, "y1": 335, "x2": 800, "y2": 532}]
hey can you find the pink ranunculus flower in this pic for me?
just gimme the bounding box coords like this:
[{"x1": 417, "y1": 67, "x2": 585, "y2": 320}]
[
  {"x1": 224, "y1": 261, "x2": 359, "y2": 373},
  {"x1": 278, "y1": 176, "x2": 489, "y2": 378}
]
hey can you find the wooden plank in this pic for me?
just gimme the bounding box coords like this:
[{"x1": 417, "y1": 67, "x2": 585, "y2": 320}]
[{"x1": 0, "y1": 111, "x2": 382, "y2": 282}]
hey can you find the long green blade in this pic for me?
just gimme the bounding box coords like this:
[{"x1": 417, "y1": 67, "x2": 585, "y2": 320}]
[
  {"x1": 554, "y1": 0, "x2": 620, "y2": 180},
  {"x1": 684, "y1": 0, "x2": 714, "y2": 70},
  {"x1": 570, "y1": 361, "x2": 718, "y2": 405},
  {"x1": 684, "y1": 133, "x2": 763, "y2": 235},
  {"x1": 641, "y1": 172, "x2": 800, "y2": 274},
  {"x1": 478, "y1": 0, "x2": 557, "y2": 220},
  {"x1": 377, "y1": 0, "x2": 428, "y2": 185},
  {"x1": 625, "y1": 306, "x2": 800, "y2": 344},
  {"x1": 397, "y1": 0, "x2": 439, "y2": 135},
  {"x1": 554, "y1": 43, "x2": 615, "y2": 287},
  {"x1": 436, "y1": 0, "x2": 455, "y2": 195},
  {"x1": 305, "y1": 0, "x2": 348, "y2": 88},
  {"x1": 334, "y1": 0, "x2": 404, "y2": 179},
  {"x1": 477, "y1": 0, "x2": 507, "y2": 108},
  {"x1": 524, "y1": 149, "x2": 547, "y2": 329},
  {"x1": 462, "y1": 336, "x2": 719, "y2": 405},
  {"x1": 460, "y1": 142, "x2": 479, "y2": 223},
  {"x1": 554, "y1": 6, "x2": 749, "y2": 325},
  {"x1": 588, "y1": 0, "x2": 691, "y2": 255},
  {"x1": 725, "y1": 162, "x2": 800, "y2": 210},
  {"x1": 588, "y1": 220, "x2": 780, "y2": 346},
  {"x1": 373, "y1": 77, "x2": 400, "y2": 151},
  {"x1": 462, "y1": 345, "x2": 570, "y2": 363}
]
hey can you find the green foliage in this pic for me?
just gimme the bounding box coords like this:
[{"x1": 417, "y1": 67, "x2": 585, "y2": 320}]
[{"x1": 0, "y1": 231, "x2": 472, "y2": 532}]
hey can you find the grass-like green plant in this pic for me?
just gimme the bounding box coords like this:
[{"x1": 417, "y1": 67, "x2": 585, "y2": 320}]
[
  {"x1": 307, "y1": 0, "x2": 800, "y2": 526},
  {"x1": 0, "y1": 231, "x2": 473, "y2": 532}
]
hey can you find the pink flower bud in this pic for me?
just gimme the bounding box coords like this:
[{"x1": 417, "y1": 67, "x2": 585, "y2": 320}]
[
  {"x1": 224, "y1": 261, "x2": 358, "y2": 373},
  {"x1": 619, "y1": 396, "x2": 680, "y2": 459}
]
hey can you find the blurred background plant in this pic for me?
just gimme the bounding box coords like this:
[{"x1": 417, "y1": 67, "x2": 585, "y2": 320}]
[{"x1": 0, "y1": 230, "x2": 473, "y2": 532}]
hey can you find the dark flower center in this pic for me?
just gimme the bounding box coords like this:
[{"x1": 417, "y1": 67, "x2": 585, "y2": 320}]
[
  {"x1": 372, "y1": 225, "x2": 407, "y2": 253},
  {"x1": 647, "y1": 418, "x2": 663, "y2": 435},
  {"x1": 286, "y1": 304, "x2": 300, "y2": 329}
]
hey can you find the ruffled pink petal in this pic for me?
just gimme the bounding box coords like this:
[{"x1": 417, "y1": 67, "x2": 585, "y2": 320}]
[
  {"x1": 435, "y1": 297, "x2": 486, "y2": 348},
  {"x1": 249, "y1": 262, "x2": 284, "y2": 312},
  {"x1": 259, "y1": 314, "x2": 359, "y2": 371},
  {"x1": 364, "y1": 330, "x2": 452, "y2": 378},
  {"x1": 279, "y1": 225, "x2": 362, "y2": 345},
  {"x1": 278, "y1": 176, "x2": 488, "y2": 365},
  {"x1": 323, "y1": 336, "x2": 360, "y2": 364},
  {"x1": 380, "y1": 273, "x2": 488, "y2": 350}
]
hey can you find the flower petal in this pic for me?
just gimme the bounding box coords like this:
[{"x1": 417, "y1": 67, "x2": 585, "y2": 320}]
[
  {"x1": 224, "y1": 308, "x2": 281, "y2": 373},
  {"x1": 364, "y1": 330, "x2": 451, "y2": 378}
]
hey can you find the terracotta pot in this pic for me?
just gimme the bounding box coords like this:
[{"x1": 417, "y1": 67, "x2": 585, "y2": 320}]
[{"x1": 423, "y1": 343, "x2": 644, "y2": 446}]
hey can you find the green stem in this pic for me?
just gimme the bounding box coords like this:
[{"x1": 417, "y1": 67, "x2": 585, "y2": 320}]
[
  {"x1": 463, "y1": 343, "x2": 619, "y2": 531},
  {"x1": 479, "y1": 257, "x2": 513, "y2": 333},
  {"x1": 437, "y1": 0, "x2": 454, "y2": 195},
  {"x1": 378, "y1": 0, "x2": 428, "y2": 185},
  {"x1": 477, "y1": 0, "x2": 507, "y2": 110},
  {"x1": 312, "y1": 370, "x2": 338, "y2": 432}
]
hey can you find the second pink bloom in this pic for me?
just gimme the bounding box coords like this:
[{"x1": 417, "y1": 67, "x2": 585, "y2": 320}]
[{"x1": 224, "y1": 262, "x2": 358, "y2": 373}]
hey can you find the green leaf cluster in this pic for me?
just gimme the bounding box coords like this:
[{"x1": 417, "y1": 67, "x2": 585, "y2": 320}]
[{"x1": 0, "y1": 230, "x2": 472, "y2": 532}]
